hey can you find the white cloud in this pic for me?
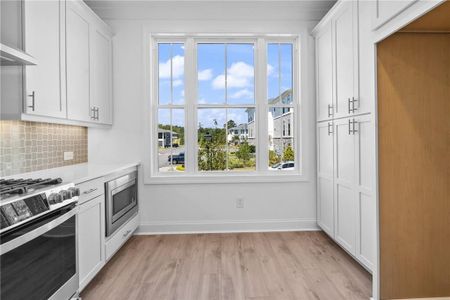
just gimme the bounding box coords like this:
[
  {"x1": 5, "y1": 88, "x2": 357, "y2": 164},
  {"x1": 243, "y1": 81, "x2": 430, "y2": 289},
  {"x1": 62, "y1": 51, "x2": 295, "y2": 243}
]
[
  {"x1": 198, "y1": 69, "x2": 213, "y2": 81},
  {"x1": 267, "y1": 64, "x2": 274, "y2": 77},
  {"x1": 173, "y1": 79, "x2": 183, "y2": 87},
  {"x1": 212, "y1": 61, "x2": 254, "y2": 89},
  {"x1": 229, "y1": 89, "x2": 253, "y2": 99},
  {"x1": 159, "y1": 55, "x2": 184, "y2": 79}
]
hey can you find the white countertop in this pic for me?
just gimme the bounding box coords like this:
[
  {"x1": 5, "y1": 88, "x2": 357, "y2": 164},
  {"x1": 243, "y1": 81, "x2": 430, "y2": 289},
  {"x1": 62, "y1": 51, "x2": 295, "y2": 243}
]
[{"x1": 1, "y1": 162, "x2": 140, "y2": 184}]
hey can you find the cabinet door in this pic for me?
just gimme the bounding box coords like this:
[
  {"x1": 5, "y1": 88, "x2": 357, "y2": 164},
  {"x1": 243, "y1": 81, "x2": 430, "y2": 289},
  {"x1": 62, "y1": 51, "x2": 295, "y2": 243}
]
[
  {"x1": 334, "y1": 118, "x2": 357, "y2": 255},
  {"x1": 90, "y1": 27, "x2": 113, "y2": 124},
  {"x1": 78, "y1": 195, "x2": 105, "y2": 291},
  {"x1": 354, "y1": 115, "x2": 375, "y2": 271},
  {"x1": 315, "y1": 23, "x2": 334, "y2": 121},
  {"x1": 24, "y1": 0, "x2": 66, "y2": 118},
  {"x1": 334, "y1": 1, "x2": 359, "y2": 119},
  {"x1": 66, "y1": 1, "x2": 92, "y2": 122},
  {"x1": 373, "y1": 0, "x2": 418, "y2": 29},
  {"x1": 317, "y1": 121, "x2": 335, "y2": 236}
]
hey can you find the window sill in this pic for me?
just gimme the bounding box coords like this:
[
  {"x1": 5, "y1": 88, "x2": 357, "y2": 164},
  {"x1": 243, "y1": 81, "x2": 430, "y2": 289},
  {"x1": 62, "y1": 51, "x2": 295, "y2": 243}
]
[{"x1": 144, "y1": 173, "x2": 309, "y2": 185}]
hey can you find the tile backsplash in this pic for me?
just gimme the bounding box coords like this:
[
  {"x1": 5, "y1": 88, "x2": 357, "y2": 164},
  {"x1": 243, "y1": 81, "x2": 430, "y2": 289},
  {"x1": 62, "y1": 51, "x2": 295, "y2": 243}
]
[{"x1": 0, "y1": 121, "x2": 88, "y2": 177}]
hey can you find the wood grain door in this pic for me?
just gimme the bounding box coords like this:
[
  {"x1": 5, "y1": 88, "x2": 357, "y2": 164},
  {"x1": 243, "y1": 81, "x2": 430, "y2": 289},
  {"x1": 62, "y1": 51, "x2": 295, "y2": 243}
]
[{"x1": 378, "y1": 32, "x2": 450, "y2": 299}]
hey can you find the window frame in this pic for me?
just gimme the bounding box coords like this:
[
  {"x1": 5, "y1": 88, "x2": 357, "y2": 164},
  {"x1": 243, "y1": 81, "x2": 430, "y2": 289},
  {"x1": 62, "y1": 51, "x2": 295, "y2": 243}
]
[{"x1": 146, "y1": 34, "x2": 304, "y2": 184}]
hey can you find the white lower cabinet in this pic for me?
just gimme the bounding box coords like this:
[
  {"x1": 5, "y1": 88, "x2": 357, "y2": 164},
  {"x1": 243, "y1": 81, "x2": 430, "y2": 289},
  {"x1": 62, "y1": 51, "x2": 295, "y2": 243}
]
[
  {"x1": 78, "y1": 194, "x2": 105, "y2": 291},
  {"x1": 105, "y1": 213, "x2": 139, "y2": 261},
  {"x1": 317, "y1": 114, "x2": 375, "y2": 271}
]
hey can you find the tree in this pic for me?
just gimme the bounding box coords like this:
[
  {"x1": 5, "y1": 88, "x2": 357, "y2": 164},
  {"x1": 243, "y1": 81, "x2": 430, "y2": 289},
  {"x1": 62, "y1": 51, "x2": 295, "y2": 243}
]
[
  {"x1": 269, "y1": 150, "x2": 281, "y2": 166},
  {"x1": 235, "y1": 141, "x2": 252, "y2": 166},
  {"x1": 283, "y1": 145, "x2": 294, "y2": 161},
  {"x1": 227, "y1": 119, "x2": 237, "y2": 129}
]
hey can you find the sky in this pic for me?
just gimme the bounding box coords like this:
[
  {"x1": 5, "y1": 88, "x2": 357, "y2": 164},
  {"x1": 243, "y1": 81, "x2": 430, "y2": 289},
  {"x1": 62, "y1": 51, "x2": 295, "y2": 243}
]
[{"x1": 158, "y1": 42, "x2": 292, "y2": 129}]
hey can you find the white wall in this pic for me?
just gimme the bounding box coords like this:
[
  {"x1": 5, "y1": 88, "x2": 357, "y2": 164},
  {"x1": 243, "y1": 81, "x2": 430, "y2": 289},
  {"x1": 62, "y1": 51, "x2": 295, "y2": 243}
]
[{"x1": 88, "y1": 4, "x2": 325, "y2": 233}]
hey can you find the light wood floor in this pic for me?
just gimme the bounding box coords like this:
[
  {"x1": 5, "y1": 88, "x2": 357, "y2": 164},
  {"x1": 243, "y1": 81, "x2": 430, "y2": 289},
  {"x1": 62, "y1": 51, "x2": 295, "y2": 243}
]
[{"x1": 81, "y1": 231, "x2": 372, "y2": 300}]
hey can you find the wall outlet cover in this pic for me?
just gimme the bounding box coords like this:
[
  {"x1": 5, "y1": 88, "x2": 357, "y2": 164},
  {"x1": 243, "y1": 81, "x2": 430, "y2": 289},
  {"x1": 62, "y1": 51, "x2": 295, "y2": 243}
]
[
  {"x1": 236, "y1": 198, "x2": 244, "y2": 208},
  {"x1": 64, "y1": 151, "x2": 74, "y2": 161}
]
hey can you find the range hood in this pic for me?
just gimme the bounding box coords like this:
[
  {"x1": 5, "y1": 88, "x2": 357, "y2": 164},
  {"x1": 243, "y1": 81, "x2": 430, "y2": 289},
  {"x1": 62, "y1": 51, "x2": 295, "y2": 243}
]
[{"x1": 0, "y1": 43, "x2": 37, "y2": 66}]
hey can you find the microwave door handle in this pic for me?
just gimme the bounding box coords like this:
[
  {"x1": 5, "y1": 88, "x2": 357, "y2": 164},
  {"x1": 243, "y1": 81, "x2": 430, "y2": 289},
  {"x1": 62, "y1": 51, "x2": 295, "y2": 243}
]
[
  {"x1": 110, "y1": 180, "x2": 136, "y2": 196},
  {"x1": 0, "y1": 207, "x2": 78, "y2": 256}
]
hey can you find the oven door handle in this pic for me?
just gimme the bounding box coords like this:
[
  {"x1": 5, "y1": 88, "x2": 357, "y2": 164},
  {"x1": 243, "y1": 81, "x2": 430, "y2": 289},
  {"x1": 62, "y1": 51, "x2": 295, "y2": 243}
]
[{"x1": 0, "y1": 207, "x2": 78, "y2": 256}]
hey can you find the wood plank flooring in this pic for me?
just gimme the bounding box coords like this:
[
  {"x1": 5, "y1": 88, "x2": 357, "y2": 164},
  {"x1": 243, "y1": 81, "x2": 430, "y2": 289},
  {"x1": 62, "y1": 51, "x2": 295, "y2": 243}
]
[{"x1": 81, "y1": 231, "x2": 372, "y2": 300}]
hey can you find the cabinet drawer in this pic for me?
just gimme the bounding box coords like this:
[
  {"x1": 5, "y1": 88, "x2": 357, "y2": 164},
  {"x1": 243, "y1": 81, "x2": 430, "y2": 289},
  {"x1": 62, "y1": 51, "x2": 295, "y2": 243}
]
[
  {"x1": 105, "y1": 213, "x2": 138, "y2": 261},
  {"x1": 77, "y1": 178, "x2": 104, "y2": 205}
]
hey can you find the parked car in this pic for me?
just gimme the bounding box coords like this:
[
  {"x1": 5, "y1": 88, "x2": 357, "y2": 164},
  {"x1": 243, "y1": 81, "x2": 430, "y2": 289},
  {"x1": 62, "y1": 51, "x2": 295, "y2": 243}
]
[
  {"x1": 168, "y1": 152, "x2": 185, "y2": 164},
  {"x1": 269, "y1": 161, "x2": 294, "y2": 170}
]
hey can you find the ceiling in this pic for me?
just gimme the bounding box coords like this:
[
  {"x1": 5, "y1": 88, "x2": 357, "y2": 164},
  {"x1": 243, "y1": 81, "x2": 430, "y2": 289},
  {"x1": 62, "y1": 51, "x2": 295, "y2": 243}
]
[{"x1": 84, "y1": 0, "x2": 337, "y2": 21}]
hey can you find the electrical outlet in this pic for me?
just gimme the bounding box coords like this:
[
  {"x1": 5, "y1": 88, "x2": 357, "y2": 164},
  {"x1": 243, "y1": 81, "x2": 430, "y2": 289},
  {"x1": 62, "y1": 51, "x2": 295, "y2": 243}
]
[
  {"x1": 63, "y1": 151, "x2": 74, "y2": 161},
  {"x1": 236, "y1": 197, "x2": 244, "y2": 208}
]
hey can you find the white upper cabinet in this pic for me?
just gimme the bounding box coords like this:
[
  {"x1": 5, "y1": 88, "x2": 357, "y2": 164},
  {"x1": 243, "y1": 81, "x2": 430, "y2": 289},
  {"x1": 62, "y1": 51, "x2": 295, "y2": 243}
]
[
  {"x1": 333, "y1": 1, "x2": 359, "y2": 119},
  {"x1": 1, "y1": 0, "x2": 113, "y2": 127},
  {"x1": 66, "y1": 0, "x2": 91, "y2": 122},
  {"x1": 315, "y1": 23, "x2": 334, "y2": 121},
  {"x1": 90, "y1": 27, "x2": 113, "y2": 125},
  {"x1": 66, "y1": 0, "x2": 113, "y2": 125},
  {"x1": 373, "y1": 0, "x2": 417, "y2": 29},
  {"x1": 24, "y1": 0, "x2": 66, "y2": 119}
]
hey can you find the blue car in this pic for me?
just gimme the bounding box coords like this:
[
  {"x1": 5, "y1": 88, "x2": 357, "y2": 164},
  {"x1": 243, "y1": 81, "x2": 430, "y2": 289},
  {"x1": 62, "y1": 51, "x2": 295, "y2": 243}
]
[{"x1": 168, "y1": 152, "x2": 185, "y2": 164}]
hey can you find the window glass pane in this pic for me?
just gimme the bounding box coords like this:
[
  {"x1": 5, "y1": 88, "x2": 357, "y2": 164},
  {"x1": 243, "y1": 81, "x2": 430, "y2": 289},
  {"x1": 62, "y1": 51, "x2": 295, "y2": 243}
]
[
  {"x1": 198, "y1": 44, "x2": 225, "y2": 104},
  {"x1": 226, "y1": 44, "x2": 254, "y2": 105},
  {"x1": 280, "y1": 44, "x2": 293, "y2": 105},
  {"x1": 172, "y1": 43, "x2": 185, "y2": 105},
  {"x1": 158, "y1": 109, "x2": 185, "y2": 172},
  {"x1": 158, "y1": 44, "x2": 171, "y2": 105},
  {"x1": 198, "y1": 109, "x2": 226, "y2": 171},
  {"x1": 158, "y1": 43, "x2": 185, "y2": 105},
  {"x1": 227, "y1": 108, "x2": 256, "y2": 171},
  {"x1": 267, "y1": 43, "x2": 280, "y2": 104},
  {"x1": 268, "y1": 107, "x2": 295, "y2": 170},
  {"x1": 267, "y1": 43, "x2": 293, "y2": 105}
]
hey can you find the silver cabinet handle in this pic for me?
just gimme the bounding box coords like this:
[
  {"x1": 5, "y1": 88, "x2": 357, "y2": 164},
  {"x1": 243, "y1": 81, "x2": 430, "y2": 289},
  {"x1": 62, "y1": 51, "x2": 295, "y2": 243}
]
[
  {"x1": 123, "y1": 229, "x2": 132, "y2": 238},
  {"x1": 82, "y1": 188, "x2": 97, "y2": 195},
  {"x1": 28, "y1": 91, "x2": 35, "y2": 111},
  {"x1": 327, "y1": 104, "x2": 333, "y2": 117},
  {"x1": 351, "y1": 97, "x2": 358, "y2": 113},
  {"x1": 327, "y1": 122, "x2": 333, "y2": 136},
  {"x1": 348, "y1": 98, "x2": 352, "y2": 114},
  {"x1": 348, "y1": 118, "x2": 352, "y2": 135},
  {"x1": 90, "y1": 107, "x2": 96, "y2": 120},
  {"x1": 96, "y1": 107, "x2": 99, "y2": 120},
  {"x1": 352, "y1": 118, "x2": 358, "y2": 135}
]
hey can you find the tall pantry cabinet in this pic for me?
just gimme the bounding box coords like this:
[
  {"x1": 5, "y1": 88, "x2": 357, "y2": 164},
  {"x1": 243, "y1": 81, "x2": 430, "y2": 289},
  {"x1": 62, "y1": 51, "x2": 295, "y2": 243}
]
[{"x1": 313, "y1": 0, "x2": 376, "y2": 272}]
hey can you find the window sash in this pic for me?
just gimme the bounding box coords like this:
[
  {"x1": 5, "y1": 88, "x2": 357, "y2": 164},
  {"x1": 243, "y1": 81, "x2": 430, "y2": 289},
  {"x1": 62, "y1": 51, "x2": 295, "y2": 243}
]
[{"x1": 152, "y1": 36, "x2": 299, "y2": 177}]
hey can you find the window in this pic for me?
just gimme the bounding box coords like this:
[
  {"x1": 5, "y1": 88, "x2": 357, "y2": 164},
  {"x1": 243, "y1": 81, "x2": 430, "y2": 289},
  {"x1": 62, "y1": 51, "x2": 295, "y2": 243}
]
[{"x1": 152, "y1": 36, "x2": 299, "y2": 179}]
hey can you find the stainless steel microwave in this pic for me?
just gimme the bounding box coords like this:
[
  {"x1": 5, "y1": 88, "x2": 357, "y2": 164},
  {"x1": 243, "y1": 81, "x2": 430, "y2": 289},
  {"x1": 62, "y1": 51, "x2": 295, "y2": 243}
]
[{"x1": 105, "y1": 171, "x2": 138, "y2": 237}]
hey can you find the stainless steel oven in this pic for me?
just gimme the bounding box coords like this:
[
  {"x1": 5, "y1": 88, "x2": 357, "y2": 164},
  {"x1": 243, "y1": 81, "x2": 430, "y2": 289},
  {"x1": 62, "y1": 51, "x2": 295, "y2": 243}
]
[
  {"x1": 0, "y1": 203, "x2": 79, "y2": 300},
  {"x1": 105, "y1": 171, "x2": 138, "y2": 237}
]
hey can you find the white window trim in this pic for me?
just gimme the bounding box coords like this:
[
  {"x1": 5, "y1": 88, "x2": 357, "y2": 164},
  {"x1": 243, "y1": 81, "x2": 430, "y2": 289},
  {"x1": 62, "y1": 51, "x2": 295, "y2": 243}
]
[{"x1": 143, "y1": 33, "x2": 307, "y2": 184}]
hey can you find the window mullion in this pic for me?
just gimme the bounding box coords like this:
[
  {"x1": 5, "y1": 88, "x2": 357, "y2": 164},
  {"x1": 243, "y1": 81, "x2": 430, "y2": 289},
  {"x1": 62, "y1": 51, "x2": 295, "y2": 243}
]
[
  {"x1": 256, "y1": 38, "x2": 268, "y2": 172},
  {"x1": 184, "y1": 38, "x2": 197, "y2": 173}
]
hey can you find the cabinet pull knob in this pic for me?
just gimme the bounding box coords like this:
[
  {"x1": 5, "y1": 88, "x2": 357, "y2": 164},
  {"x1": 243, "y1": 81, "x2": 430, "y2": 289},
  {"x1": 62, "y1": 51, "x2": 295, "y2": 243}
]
[{"x1": 28, "y1": 91, "x2": 35, "y2": 111}]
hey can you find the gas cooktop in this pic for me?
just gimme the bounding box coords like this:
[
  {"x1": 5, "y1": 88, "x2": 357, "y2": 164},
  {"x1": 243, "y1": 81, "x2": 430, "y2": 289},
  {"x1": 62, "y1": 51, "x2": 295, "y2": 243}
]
[{"x1": 0, "y1": 177, "x2": 80, "y2": 234}]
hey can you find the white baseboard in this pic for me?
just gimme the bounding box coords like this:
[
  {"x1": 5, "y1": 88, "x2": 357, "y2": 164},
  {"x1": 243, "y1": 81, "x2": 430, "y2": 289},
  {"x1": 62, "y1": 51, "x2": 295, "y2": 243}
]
[{"x1": 135, "y1": 218, "x2": 319, "y2": 235}]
